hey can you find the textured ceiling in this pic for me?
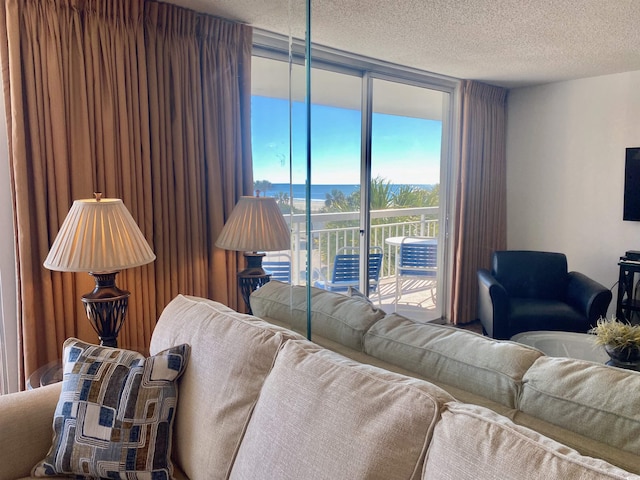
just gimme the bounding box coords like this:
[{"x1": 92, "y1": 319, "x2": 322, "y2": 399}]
[{"x1": 165, "y1": 0, "x2": 640, "y2": 88}]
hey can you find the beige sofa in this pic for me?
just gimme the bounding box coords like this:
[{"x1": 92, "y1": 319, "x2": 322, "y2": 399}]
[
  {"x1": 249, "y1": 281, "x2": 640, "y2": 475},
  {"x1": 0, "y1": 288, "x2": 638, "y2": 479}
]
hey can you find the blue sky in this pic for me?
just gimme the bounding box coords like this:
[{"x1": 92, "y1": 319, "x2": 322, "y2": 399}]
[{"x1": 251, "y1": 96, "x2": 442, "y2": 185}]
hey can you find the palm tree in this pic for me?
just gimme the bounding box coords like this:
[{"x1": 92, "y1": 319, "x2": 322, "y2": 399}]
[
  {"x1": 254, "y1": 179, "x2": 272, "y2": 196},
  {"x1": 274, "y1": 191, "x2": 290, "y2": 205},
  {"x1": 324, "y1": 189, "x2": 348, "y2": 210},
  {"x1": 369, "y1": 176, "x2": 394, "y2": 210},
  {"x1": 393, "y1": 185, "x2": 423, "y2": 207}
]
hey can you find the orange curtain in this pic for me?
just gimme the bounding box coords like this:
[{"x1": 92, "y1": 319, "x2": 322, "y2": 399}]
[
  {"x1": 451, "y1": 80, "x2": 507, "y2": 325},
  {"x1": 0, "y1": 0, "x2": 252, "y2": 386},
  {"x1": 144, "y1": 3, "x2": 253, "y2": 311}
]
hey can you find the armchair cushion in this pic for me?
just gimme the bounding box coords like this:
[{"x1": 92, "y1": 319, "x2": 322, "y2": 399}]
[{"x1": 508, "y1": 299, "x2": 588, "y2": 336}]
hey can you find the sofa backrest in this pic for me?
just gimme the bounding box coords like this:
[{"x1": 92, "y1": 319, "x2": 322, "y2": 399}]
[
  {"x1": 519, "y1": 356, "x2": 640, "y2": 457},
  {"x1": 149, "y1": 295, "x2": 304, "y2": 480},
  {"x1": 423, "y1": 402, "x2": 639, "y2": 480},
  {"x1": 250, "y1": 280, "x2": 385, "y2": 350},
  {"x1": 363, "y1": 313, "x2": 543, "y2": 409},
  {"x1": 249, "y1": 284, "x2": 640, "y2": 473},
  {"x1": 229, "y1": 339, "x2": 455, "y2": 480},
  {"x1": 151, "y1": 294, "x2": 640, "y2": 479},
  {"x1": 492, "y1": 250, "x2": 568, "y2": 300}
]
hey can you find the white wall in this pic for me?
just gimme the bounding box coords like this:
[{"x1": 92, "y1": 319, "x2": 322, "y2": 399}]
[
  {"x1": 0, "y1": 87, "x2": 19, "y2": 393},
  {"x1": 507, "y1": 70, "x2": 640, "y2": 315}
]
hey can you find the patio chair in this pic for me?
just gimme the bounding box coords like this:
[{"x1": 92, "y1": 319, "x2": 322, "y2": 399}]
[
  {"x1": 263, "y1": 252, "x2": 292, "y2": 283},
  {"x1": 314, "y1": 246, "x2": 383, "y2": 304},
  {"x1": 394, "y1": 237, "x2": 437, "y2": 311}
]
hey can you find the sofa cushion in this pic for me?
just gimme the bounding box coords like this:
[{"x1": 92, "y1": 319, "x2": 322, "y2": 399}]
[
  {"x1": 423, "y1": 402, "x2": 639, "y2": 479},
  {"x1": 32, "y1": 338, "x2": 189, "y2": 479},
  {"x1": 250, "y1": 280, "x2": 385, "y2": 350},
  {"x1": 363, "y1": 314, "x2": 544, "y2": 408},
  {"x1": 230, "y1": 340, "x2": 455, "y2": 480},
  {"x1": 513, "y1": 410, "x2": 640, "y2": 475},
  {"x1": 149, "y1": 295, "x2": 304, "y2": 480},
  {"x1": 519, "y1": 356, "x2": 640, "y2": 454}
]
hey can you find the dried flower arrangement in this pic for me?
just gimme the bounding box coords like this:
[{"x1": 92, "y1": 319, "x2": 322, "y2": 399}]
[
  {"x1": 589, "y1": 316, "x2": 640, "y2": 368},
  {"x1": 589, "y1": 316, "x2": 640, "y2": 350}
]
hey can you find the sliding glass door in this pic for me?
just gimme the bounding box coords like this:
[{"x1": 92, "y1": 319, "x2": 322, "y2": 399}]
[
  {"x1": 368, "y1": 78, "x2": 448, "y2": 322},
  {"x1": 251, "y1": 38, "x2": 455, "y2": 324}
]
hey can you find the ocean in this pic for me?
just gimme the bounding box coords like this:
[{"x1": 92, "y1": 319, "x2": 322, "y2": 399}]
[{"x1": 265, "y1": 183, "x2": 431, "y2": 201}]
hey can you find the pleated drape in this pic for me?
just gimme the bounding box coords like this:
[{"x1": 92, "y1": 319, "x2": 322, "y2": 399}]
[
  {"x1": 144, "y1": 3, "x2": 253, "y2": 310},
  {"x1": 451, "y1": 80, "x2": 507, "y2": 325},
  {"x1": 0, "y1": 0, "x2": 252, "y2": 386}
]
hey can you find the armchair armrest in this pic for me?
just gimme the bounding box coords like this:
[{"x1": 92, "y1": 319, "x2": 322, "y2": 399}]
[
  {"x1": 566, "y1": 271, "x2": 612, "y2": 325},
  {"x1": 477, "y1": 268, "x2": 509, "y2": 339},
  {"x1": 0, "y1": 383, "x2": 61, "y2": 479}
]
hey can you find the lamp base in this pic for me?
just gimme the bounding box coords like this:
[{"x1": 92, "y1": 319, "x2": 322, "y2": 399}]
[
  {"x1": 240, "y1": 252, "x2": 267, "y2": 276},
  {"x1": 81, "y1": 272, "x2": 130, "y2": 347},
  {"x1": 238, "y1": 252, "x2": 271, "y2": 314}
]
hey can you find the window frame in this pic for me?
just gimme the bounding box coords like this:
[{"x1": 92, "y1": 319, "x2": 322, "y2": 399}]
[{"x1": 252, "y1": 28, "x2": 461, "y2": 322}]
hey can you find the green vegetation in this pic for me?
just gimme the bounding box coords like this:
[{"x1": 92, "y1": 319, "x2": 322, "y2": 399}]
[
  {"x1": 320, "y1": 177, "x2": 440, "y2": 263},
  {"x1": 321, "y1": 176, "x2": 438, "y2": 213},
  {"x1": 253, "y1": 179, "x2": 272, "y2": 196},
  {"x1": 257, "y1": 176, "x2": 439, "y2": 215},
  {"x1": 254, "y1": 180, "x2": 305, "y2": 214}
]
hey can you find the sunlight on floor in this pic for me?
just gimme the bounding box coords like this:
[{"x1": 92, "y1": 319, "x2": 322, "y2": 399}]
[{"x1": 374, "y1": 277, "x2": 442, "y2": 324}]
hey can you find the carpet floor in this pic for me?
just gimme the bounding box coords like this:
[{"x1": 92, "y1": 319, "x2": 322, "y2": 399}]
[{"x1": 451, "y1": 319, "x2": 484, "y2": 335}]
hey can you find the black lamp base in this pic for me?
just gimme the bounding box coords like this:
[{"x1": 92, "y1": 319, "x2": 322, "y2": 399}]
[
  {"x1": 81, "y1": 272, "x2": 130, "y2": 348},
  {"x1": 238, "y1": 252, "x2": 271, "y2": 314}
]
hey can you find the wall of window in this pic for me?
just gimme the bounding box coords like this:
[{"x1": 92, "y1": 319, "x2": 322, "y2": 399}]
[{"x1": 252, "y1": 30, "x2": 459, "y2": 324}]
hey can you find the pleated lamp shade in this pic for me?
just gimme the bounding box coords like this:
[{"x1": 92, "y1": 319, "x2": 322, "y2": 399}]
[
  {"x1": 44, "y1": 197, "x2": 156, "y2": 273},
  {"x1": 215, "y1": 196, "x2": 290, "y2": 252}
]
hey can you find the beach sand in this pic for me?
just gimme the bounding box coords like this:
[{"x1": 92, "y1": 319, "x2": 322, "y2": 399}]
[{"x1": 293, "y1": 199, "x2": 325, "y2": 212}]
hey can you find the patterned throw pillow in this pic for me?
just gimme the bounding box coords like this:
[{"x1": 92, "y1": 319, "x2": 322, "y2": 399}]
[{"x1": 32, "y1": 338, "x2": 190, "y2": 479}]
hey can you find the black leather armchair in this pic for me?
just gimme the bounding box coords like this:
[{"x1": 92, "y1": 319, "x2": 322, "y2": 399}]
[{"x1": 477, "y1": 251, "x2": 612, "y2": 340}]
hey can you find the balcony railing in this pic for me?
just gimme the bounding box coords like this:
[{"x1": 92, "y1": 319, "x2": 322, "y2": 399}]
[{"x1": 271, "y1": 206, "x2": 439, "y2": 285}]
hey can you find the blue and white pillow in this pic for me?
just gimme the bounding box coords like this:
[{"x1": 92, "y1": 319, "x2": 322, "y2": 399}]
[{"x1": 33, "y1": 338, "x2": 190, "y2": 479}]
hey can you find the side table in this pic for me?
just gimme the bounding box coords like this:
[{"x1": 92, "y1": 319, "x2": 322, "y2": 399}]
[
  {"x1": 26, "y1": 344, "x2": 150, "y2": 389},
  {"x1": 27, "y1": 360, "x2": 63, "y2": 389},
  {"x1": 617, "y1": 257, "x2": 640, "y2": 323}
]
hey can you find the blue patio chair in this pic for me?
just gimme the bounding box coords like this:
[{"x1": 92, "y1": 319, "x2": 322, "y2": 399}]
[
  {"x1": 263, "y1": 253, "x2": 292, "y2": 283},
  {"x1": 314, "y1": 246, "x2": 383, "y2": 304},
  {"x1": 394, "y1": 237, "x2": 437, "y2": 311}
]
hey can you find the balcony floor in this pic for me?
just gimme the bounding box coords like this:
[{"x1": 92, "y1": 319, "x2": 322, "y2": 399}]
[{"x1": 373, "y1": 276, "x2": 441, "y2": 324}]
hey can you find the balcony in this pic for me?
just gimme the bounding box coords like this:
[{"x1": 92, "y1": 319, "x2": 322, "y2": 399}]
[{"x1": 265, "y1": 206, "x2": 440, "y2": 323}]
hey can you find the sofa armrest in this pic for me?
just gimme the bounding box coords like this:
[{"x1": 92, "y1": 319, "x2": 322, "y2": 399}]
[
  {"x1": 477, "y1": 269, "x2": 509, "y2": 339},
  {"x1": 0, "y1": 383, "x2": 61, "y2": 479},
  {"x1": 566, "y1": 271, "x2": 612, "y2": 325}
]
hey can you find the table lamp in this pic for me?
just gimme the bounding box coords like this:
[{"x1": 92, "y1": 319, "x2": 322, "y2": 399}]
[
  {"x1": 215, "y1": 195, "x2": 290, "y2": 312},
  {"x1": 43, "y1": 193, "x2": 156, "y2": 347}
]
